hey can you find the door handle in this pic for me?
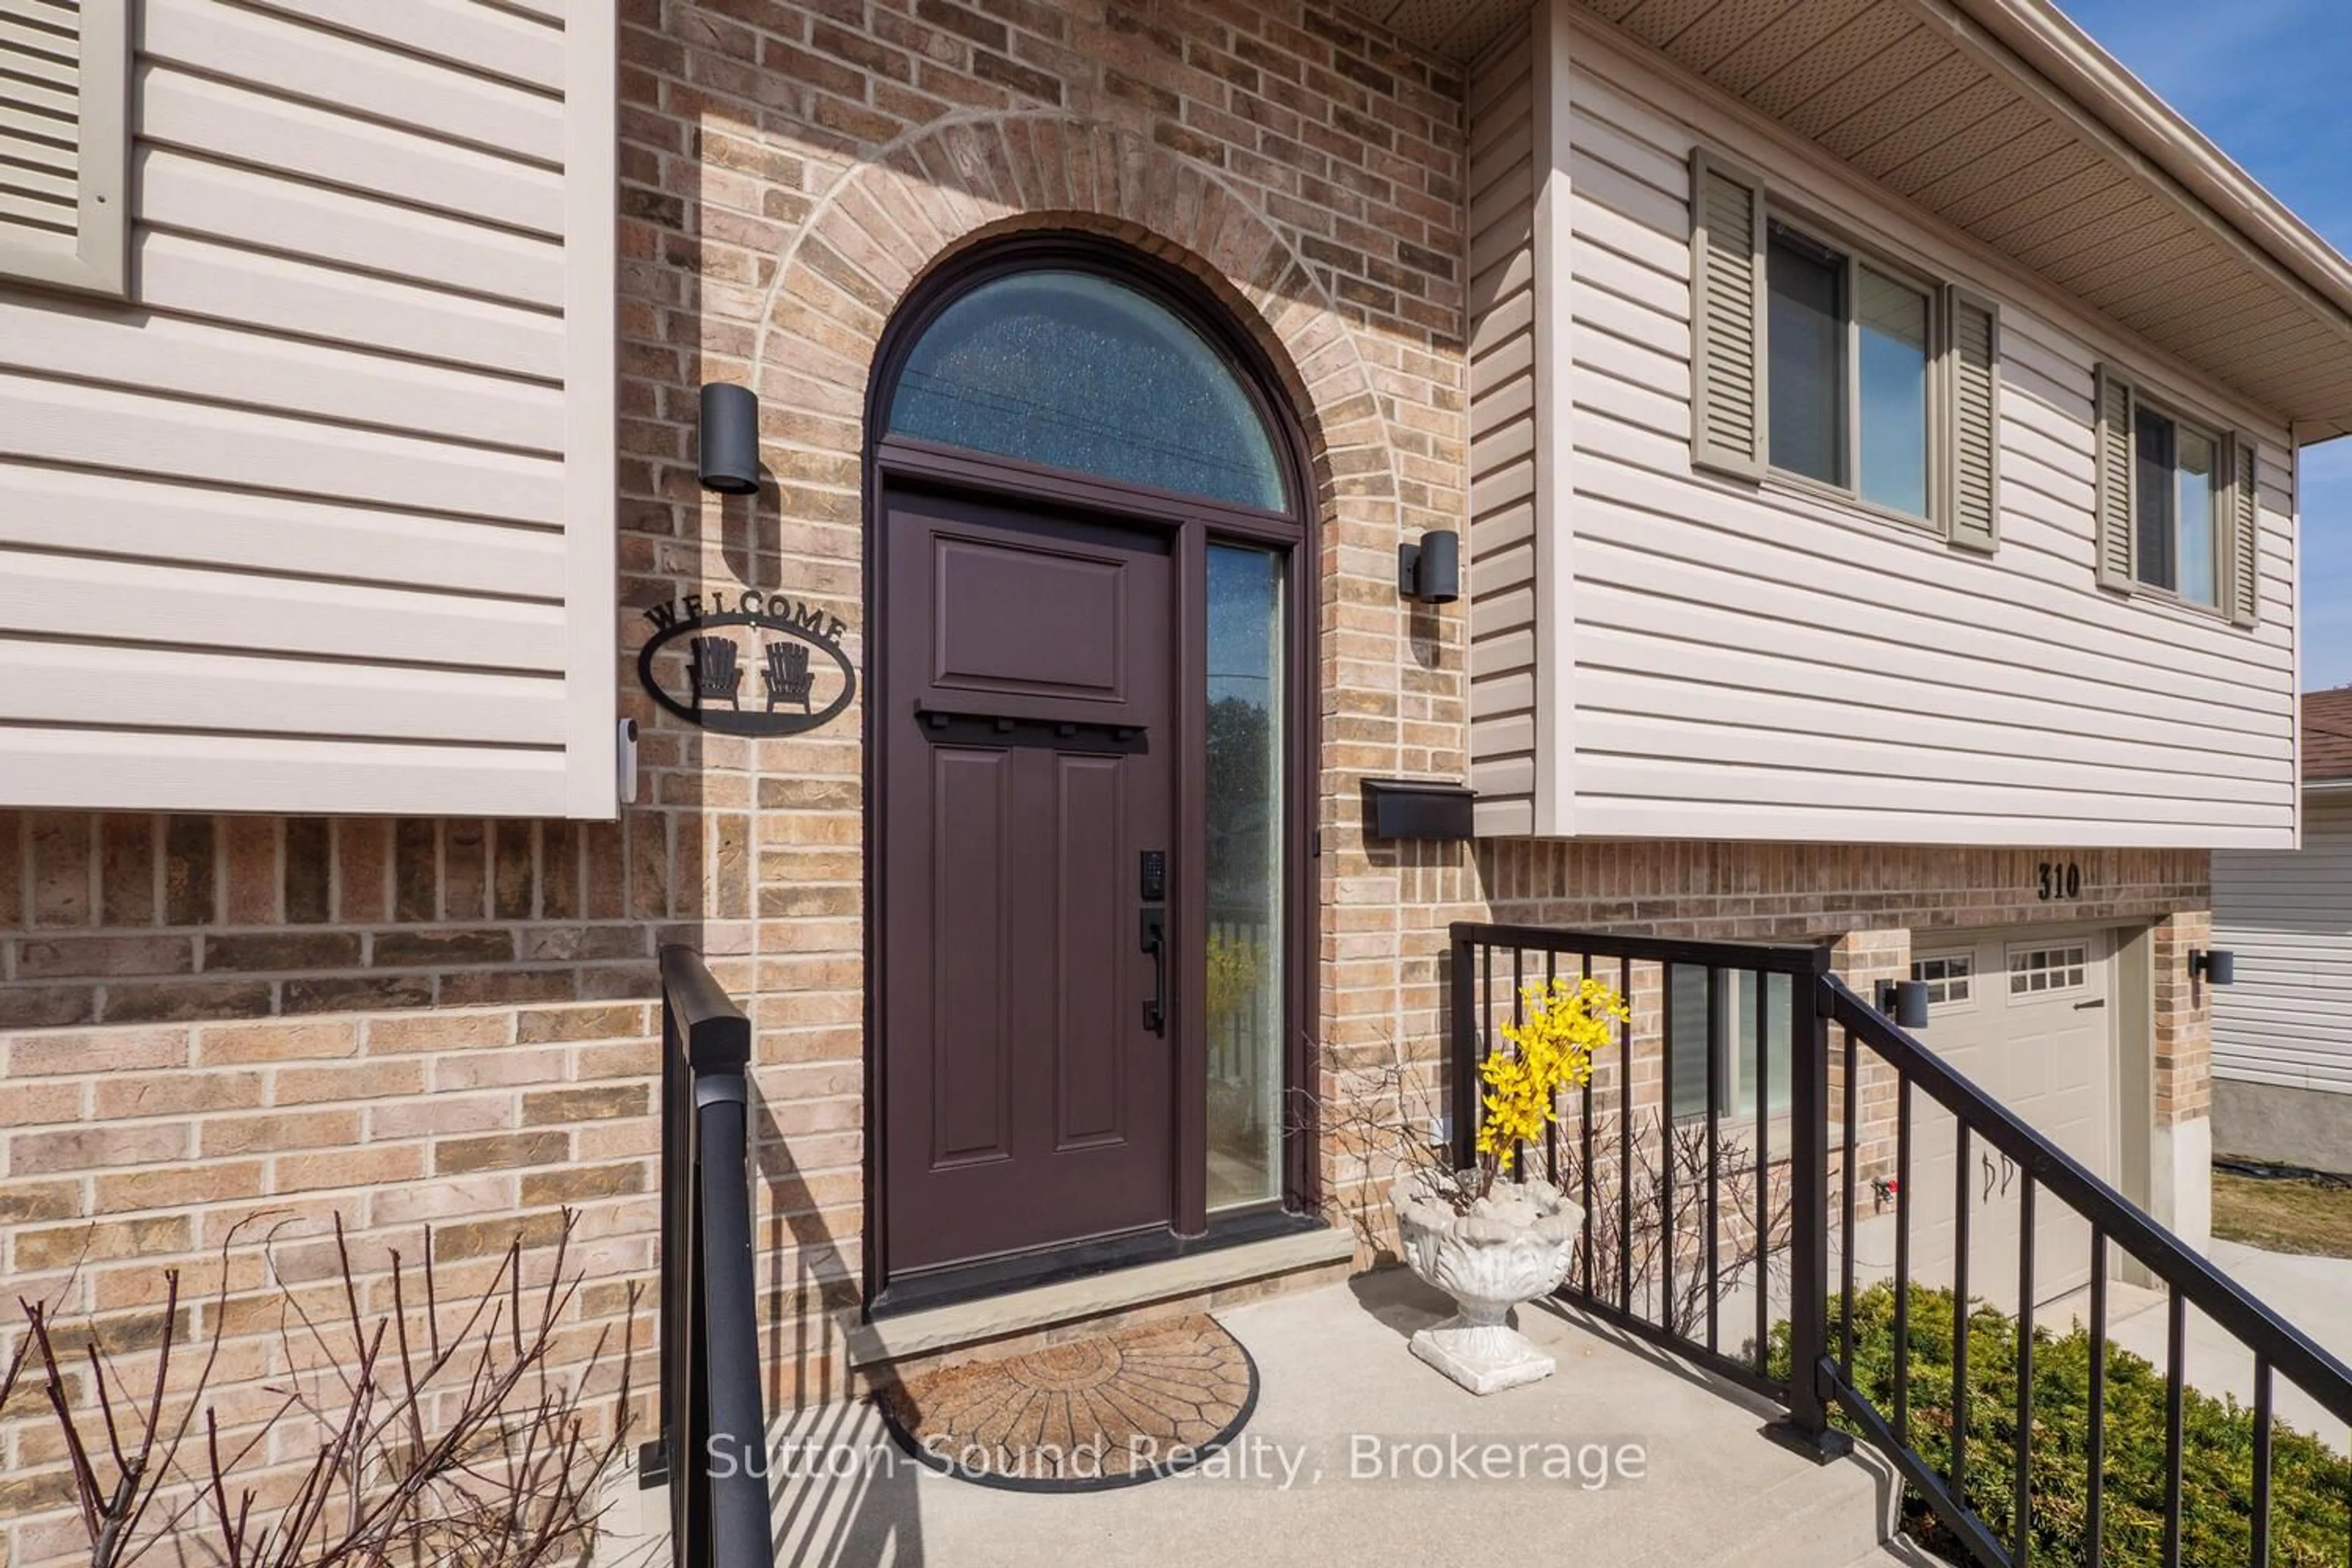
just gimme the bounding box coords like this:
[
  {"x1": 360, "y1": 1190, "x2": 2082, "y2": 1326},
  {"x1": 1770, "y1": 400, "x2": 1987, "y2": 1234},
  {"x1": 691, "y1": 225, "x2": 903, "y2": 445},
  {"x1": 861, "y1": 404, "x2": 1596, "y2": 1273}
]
[{"x1": 1140, "y1": 908, "x2": 1167, "y2": 1037}]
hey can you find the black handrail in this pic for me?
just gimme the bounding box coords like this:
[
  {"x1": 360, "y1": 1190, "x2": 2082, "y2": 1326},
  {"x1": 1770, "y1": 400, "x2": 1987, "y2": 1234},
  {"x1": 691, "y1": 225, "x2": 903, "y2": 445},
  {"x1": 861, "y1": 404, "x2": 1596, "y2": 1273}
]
[
  {"x1": 1823, "y1": 976, "x2": 2352, "y2": 1428},
  {"x1": 650, "y1": 946, "x2": 774, "y2": 1568},
  {"x1": 1449, "y1": 922, "x2": 2352, "y2": 1568},
  {"x1": 1819, "y1": 974, "x2": 2352, "y2": 1567}
]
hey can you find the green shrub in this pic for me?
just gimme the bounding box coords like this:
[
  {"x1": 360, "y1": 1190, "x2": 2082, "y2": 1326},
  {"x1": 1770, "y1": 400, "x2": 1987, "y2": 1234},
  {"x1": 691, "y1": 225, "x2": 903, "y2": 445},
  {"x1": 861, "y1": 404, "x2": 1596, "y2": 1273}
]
[{"x1": 1769, "y1": 1283, "x2": 2352, "y2": 1566}]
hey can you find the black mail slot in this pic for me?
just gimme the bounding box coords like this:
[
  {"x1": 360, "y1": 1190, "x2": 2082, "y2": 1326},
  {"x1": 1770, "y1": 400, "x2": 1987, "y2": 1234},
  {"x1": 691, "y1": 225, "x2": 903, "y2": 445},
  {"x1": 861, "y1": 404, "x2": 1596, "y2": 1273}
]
[{"x1": 1361, "y1": 778, "x2": 1476, "y2": 842}]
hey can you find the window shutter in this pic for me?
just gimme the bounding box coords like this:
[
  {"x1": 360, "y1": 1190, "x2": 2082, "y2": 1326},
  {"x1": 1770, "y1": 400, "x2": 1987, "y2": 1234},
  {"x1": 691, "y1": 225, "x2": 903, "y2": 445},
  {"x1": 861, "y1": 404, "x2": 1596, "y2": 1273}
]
[
  {"x1": 2092, "y1": 363, "x2": 2136, "y2": 591},
  {"x1": 2224, "y1": 433, "x2": 2261, "y2": 627},
  {"x1": 0, "y1": 0, "x2": 129, "y2": 298},
  {"x1": 1943, "y1": 289, "x2": 2000, "y2": 554},
  {"x1": 1689, "y1": 149, "x2": 1766, "y2": 480}
]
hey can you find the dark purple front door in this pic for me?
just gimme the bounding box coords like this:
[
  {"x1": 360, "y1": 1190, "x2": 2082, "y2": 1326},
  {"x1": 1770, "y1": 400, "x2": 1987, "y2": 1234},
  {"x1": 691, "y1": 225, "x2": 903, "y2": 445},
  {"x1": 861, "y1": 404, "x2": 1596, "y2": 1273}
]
[{"x1": 879, "y1": 487, "x2": 1176, "y2": 1277}]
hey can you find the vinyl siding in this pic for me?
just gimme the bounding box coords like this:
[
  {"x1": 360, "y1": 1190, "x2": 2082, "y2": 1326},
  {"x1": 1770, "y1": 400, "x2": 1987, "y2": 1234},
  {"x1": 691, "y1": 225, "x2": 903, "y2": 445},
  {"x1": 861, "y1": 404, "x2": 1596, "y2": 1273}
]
[
  {"x1": 2214, "y1": 794, "x2": 2352, "y2": 1094},
  {"x1": 1465, "y1": 29, "x2": 1539, "y2": 834},
  {"x1": 1478, "y1": 31, "x2": 2298, "y2": 848},
  {"x1": 0, "y1": 0, "x2": 616, "y2": 818}
]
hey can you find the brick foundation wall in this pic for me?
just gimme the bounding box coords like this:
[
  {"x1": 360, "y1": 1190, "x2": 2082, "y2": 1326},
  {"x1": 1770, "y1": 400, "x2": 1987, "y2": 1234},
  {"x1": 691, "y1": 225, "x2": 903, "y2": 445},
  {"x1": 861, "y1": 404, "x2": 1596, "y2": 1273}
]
[{"x1": 0, "y1": 813, "x2": 671, "y2": 1028}]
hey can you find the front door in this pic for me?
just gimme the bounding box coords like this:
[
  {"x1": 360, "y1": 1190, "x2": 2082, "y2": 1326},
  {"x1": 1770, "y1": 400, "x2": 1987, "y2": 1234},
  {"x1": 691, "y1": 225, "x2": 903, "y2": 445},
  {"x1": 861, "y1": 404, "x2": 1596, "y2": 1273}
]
[{"x1": 880, "y1": 486, "x2": 1177, "y2": 1276}]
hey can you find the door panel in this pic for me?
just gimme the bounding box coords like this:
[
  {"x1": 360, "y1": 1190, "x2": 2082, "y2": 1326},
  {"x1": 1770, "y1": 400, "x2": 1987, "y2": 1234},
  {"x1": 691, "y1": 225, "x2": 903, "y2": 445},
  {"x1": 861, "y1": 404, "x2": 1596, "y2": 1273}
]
[
  {"x1": 1054, "y1": 751, "x2": 1127, "y2": 1147},
  {"x1": 933, "y1": 537, "x2": 1126, "y2": 698},
  {"x1": 882, "y1": 489, "x2": 1176, "y2": 1279}
]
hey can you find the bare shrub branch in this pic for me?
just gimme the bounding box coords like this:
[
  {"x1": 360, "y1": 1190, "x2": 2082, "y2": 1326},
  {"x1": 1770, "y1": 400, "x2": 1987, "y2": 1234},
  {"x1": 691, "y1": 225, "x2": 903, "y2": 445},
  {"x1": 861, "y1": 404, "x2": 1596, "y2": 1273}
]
[{"x1": 7, "y1": 1210, "x2": 636, "y2": 1568}]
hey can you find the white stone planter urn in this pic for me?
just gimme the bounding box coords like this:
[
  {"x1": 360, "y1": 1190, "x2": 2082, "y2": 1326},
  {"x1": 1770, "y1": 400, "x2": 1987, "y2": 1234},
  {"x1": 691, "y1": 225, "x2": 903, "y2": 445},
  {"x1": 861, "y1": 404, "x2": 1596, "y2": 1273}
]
[{"x1": 1390, "y1": 1170, "x2": 1585, "y2": 1395}]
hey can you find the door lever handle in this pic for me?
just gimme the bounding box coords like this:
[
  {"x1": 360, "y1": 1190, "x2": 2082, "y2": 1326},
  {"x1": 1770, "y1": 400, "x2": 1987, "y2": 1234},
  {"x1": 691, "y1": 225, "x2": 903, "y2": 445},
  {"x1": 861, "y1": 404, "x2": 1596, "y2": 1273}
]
[{"x1": 1140, "y1": 908, "x2": 1167, "y2": 1037}]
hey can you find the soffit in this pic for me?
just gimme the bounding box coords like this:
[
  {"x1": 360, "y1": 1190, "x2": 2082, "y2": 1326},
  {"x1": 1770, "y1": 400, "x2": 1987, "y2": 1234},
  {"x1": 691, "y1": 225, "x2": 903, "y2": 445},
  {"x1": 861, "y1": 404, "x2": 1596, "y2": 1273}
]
[
  {"x1": 1583, "y1": 0, "x2": 2352, "y2": 438},
  {"x1": 1334, "y1": 0, "x2": 1536, "y2": 61},
  {"x1": 1348, "y1": 0, "x2": 2352, "y2": 439}
]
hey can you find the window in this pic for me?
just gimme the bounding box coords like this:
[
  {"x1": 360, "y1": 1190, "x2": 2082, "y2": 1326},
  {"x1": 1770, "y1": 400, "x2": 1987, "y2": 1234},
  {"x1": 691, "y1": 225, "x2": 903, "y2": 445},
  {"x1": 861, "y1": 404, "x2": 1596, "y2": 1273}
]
[
  {"x1": 2094, "y1": 365, "x2": 2261, "y2": 625},
  {"x1": 1910, "y1": 953, "x2": 1973, "y2": 1006},
  {"x1": 1765, "y1": 222, "x2": 1932, "y2": 518},
  {"x1": 2007, "y1": 944, "x2": 2089, "y2": 997},
  {"x1": 1690, "y1": 152, "x2": 1998, "y2": 552},
  {"x1": 2132, "y1": 404, "x2": 2221, "y2": 606},
  {"x1": 0, "y1": 0, "x2": 130, "y2": 297},
  {"x1": 1668, "y1": 967, "x2": 1793, "y2": 1120},
  {"x1": 885, "y1": 268, "x2": 1288, "y2": 511}
]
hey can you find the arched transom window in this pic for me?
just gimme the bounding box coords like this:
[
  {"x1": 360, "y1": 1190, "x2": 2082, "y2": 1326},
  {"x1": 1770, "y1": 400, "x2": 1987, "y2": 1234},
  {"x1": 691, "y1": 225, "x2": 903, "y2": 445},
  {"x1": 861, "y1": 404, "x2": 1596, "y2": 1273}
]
[{"x1": 883, "y1": 268, "x2": 1289, "y2": 512}]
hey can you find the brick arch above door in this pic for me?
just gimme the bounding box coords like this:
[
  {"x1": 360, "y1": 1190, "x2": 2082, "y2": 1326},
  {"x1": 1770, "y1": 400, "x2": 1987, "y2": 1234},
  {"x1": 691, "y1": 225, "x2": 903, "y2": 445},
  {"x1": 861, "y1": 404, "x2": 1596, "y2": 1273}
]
[{"x1": 749, "y1": 110, "x2": 1410, "y2": 576}]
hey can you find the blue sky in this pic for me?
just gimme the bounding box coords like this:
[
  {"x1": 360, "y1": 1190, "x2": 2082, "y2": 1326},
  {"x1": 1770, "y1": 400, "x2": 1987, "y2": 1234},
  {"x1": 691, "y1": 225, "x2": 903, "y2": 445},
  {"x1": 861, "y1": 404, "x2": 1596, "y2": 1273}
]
[{"x1": 2056, "y1": 0, "x2": 2352, "y2": 690}]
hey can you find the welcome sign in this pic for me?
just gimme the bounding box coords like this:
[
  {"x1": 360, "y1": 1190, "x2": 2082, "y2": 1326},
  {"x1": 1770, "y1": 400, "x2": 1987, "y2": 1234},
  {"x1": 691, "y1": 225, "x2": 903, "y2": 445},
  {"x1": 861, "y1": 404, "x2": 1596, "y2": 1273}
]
[{"x1": 635, "y1": 589, "x2": 856, "y2": 737}]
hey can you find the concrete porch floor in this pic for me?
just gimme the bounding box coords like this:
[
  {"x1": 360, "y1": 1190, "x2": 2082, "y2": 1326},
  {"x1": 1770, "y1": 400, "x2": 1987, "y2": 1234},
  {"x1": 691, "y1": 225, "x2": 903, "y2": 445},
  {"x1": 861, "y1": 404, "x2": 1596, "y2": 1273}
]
[{"x1": 734, "y1": 1268, "x2": 1932, "y2": 1568}]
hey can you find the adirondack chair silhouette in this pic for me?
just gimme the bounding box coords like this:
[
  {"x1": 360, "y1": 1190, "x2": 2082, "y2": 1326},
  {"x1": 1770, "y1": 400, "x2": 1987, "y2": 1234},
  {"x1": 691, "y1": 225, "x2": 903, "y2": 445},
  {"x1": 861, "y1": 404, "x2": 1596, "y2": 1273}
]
[
  {"x1": 763, "y1": 640, "x2": 813, "y2": 712},
  {"x1": 688, "y1": 636, "x2": 742, "y2": 709}
]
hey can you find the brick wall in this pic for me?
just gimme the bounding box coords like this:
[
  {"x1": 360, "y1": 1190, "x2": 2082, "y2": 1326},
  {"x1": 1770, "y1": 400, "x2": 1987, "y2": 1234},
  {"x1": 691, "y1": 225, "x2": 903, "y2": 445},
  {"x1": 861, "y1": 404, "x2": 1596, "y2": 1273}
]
[
  {"x1": 0, "y1": 813, "x2": 671, "y2": 1028},
  {"x1": 0, "y1": 1002, "x2": 657, "y2": 1548}
]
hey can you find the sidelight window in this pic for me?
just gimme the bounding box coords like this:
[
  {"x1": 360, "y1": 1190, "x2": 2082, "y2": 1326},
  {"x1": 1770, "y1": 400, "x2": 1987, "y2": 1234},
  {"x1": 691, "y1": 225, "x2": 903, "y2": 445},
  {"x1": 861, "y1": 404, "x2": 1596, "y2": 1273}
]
[{"x1": 1206, "y1": 543, "x2": 1286, "y2": 1210}]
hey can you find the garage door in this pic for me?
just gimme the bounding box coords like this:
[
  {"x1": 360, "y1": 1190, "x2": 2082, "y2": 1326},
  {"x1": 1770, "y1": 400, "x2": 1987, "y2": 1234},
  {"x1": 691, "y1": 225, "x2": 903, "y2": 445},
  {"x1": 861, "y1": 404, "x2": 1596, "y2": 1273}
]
[{"x1": 1863, "y1": 927, "x2": 2116, "y2": 1309}]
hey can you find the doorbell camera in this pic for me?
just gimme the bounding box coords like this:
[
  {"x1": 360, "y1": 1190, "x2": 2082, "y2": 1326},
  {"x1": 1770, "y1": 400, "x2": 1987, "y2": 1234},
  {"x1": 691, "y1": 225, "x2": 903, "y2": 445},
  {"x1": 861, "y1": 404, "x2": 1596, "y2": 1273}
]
[{"x1": 617, "y1": 718, "x2": 640, "y2": 805}]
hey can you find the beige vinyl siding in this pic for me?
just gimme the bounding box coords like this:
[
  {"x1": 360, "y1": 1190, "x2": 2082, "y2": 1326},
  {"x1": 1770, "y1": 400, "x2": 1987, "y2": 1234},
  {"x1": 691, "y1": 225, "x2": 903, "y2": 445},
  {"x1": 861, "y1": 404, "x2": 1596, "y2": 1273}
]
[
  {"x1": 1465, "y1": 27, "x2": 1540, "y2": 835},
  {"x1": 2214, "y1": 794, "x2": 2352, "y2": 1094},
  {"x1": 0, "y1": 0, "x2": 617, "y2": 818},
  {"x1": 1548, "y1": 48, "x2": 2297, "y2": 848}
]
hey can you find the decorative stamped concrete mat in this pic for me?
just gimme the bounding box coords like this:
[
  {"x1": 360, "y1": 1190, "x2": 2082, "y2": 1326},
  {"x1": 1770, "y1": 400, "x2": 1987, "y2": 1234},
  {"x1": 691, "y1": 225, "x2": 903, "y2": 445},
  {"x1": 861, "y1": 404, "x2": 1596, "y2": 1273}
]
[{"x1": 878, "y1": 1313, "x2": 1259, "y2": 1491}]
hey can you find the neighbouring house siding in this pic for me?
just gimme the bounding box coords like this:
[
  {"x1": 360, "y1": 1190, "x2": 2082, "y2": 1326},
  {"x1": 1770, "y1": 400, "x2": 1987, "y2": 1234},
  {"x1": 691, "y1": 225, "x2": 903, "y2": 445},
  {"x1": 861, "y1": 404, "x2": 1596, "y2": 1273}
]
[
  {"x1": 2214, "y1": 793, "x2": 2352, "y2": 1096},
  {"x1": 0, "y1": 0, "x2": 617, "y2": 819},
  {"x1": 1466, "y1": 8, "x2": 2299, "y2": 848},
  {"x1": 1464, "y1": 29, "x2": 1539, "y2": 833}
]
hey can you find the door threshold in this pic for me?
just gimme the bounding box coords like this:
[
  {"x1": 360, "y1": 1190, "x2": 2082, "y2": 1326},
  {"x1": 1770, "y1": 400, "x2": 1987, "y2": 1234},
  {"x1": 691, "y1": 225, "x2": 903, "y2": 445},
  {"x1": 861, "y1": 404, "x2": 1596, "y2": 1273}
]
[{"x1": 849, "y1": 1221, "x2": 1352, "y2": 1371}]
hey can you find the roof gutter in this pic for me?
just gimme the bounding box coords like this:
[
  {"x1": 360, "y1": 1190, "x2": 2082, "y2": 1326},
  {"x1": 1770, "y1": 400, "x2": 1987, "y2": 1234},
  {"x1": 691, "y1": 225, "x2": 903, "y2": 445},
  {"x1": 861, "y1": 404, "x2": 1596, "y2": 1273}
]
[{"x1": 1926, "y1": 0, "x2": 2352, "y2": 404}]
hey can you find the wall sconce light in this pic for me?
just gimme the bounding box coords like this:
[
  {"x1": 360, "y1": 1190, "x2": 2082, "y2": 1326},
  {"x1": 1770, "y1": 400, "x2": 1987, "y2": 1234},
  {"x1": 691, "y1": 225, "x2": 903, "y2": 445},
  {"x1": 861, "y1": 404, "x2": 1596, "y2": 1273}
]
[
  {"x1": 2192, "y1": 949, "x2": 2236, "y2": 986},
  {"x1": 1398, "y1": 530, "x2": 1459, "y2": 604},
  {"x1": 698, "y1": 383, "x2": 761, "y2": 495},
  {"x1": 1874, "y1": 978, "x2": 1931, "y2": 1030}
]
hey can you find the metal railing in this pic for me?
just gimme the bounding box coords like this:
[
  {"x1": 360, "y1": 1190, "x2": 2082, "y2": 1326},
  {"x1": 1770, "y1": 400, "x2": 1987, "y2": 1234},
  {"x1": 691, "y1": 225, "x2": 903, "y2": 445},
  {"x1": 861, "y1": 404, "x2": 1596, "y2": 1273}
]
[
  {"x1": 1450, "y1": 922, "x2": 2352, "y2": 1567},
  {"x1": 1819, "y1": 975, "x2": 2352, "y2": 1567},
  {"x1": 646, "y1": 946, "x2": 774, "y2": 1568},
  {"x1": 1449, "y1": 924, "x2": 1834, "y2": 1422}
]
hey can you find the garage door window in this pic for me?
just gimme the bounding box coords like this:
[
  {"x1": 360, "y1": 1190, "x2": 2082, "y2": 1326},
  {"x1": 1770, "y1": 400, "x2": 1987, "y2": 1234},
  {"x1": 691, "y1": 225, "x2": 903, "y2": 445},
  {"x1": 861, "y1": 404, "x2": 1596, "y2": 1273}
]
[
  {"x1": 2007, "y1": 943, "x2": 2089, "y2": 997},
  {"x1": 1668, "y1": 967, "x2": 1793, "y2": 1119},
  {"x1": 1912, "y1": 952, "x2": 1973, "y2": 1006}
]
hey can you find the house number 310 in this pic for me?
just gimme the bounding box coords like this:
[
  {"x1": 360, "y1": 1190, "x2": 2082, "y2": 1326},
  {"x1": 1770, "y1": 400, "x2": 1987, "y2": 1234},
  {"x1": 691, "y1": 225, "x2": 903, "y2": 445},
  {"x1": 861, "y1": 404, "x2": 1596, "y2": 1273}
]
[{"x1": 2036, "y1": 861, "x2": 2084, "y2": 902}]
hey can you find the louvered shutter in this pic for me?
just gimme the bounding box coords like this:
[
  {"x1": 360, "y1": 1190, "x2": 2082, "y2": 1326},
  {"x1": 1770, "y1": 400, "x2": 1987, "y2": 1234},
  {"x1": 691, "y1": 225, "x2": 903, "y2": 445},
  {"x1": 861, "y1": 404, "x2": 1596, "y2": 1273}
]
[
  {"x1": 2092, "y1": 364, "x2": 2136, "y2": 590},
  {"x1": 1943, "y1": 289, "x2": 2000, "y2": 554},
  {"x1": 0, "y1": 0, "x2": 129, "y2": 297},
  {"x1": 1689, "y1": 149, "x2": 1766, "y2": 480},
  {"x1": 2224, "y1": 433, "x2": 2261, "y2": 627}
]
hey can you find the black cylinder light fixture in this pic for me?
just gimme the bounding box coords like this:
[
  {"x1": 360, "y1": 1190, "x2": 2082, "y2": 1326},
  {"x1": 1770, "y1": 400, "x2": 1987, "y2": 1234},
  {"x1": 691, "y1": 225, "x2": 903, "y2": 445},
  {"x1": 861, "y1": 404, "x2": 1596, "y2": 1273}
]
[
  {"x1": 698, "y1": 382, "x2": 761, "y2": 496},
  {"x1": 1875, "y1": 978, "x2": 1932, "y2": 1030},
  {"x1": 2192, "y1": 949, "x2": 2236, "y2": 986},
  {"x1": 1398, "y1": 529, "x2": 1460, "y2": 604}
]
